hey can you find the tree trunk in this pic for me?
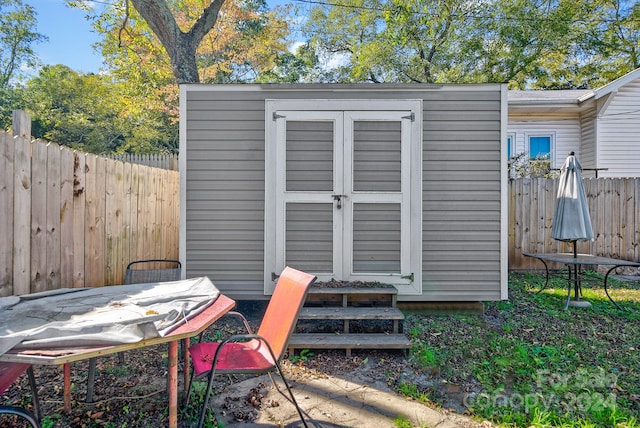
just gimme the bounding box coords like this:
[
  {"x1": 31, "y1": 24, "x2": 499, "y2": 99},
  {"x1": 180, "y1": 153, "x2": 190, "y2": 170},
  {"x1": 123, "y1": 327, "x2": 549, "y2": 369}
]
[
  {"x1": 129, "y1": 0, "x2": 226, "y2": 84},
  {"x1": 171, "y1": 34, "x2": 200, "y2": 84}
]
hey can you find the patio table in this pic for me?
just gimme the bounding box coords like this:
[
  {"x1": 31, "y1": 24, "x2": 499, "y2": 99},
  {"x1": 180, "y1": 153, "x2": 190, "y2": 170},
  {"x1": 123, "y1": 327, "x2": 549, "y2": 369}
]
[
  {"x1": 0, "y1": 292, "x2": 236, "y2": 428},
  {"x1": 523, "y1": 252, "x2": 640, "y2": 309}
]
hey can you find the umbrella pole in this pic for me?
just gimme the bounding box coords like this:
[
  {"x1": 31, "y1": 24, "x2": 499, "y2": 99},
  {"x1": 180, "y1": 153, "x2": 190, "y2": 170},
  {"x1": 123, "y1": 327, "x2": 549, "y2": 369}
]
[{"x1": 572, "y1": 241, "x2": 581, "y2": 301}]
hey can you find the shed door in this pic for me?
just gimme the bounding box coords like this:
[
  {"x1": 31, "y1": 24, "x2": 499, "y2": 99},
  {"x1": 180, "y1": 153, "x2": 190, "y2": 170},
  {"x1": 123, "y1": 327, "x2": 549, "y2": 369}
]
[{"x1": 265, "y1": 101, "x2": 422, "y2": 295}]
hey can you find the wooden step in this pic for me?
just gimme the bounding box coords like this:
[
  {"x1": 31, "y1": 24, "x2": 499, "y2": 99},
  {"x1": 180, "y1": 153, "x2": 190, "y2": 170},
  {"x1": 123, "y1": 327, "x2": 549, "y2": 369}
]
[
  {"x1": 308, "y1": 286, "x2": 398, "y2": 295},
  {"x1": 288, "y1": 333, "x2": 411, "y2": 353},
  {"x1": 294, "y1": 285, "x2": 407, "y2": 355},
  {"x1": 306, "y1": 286, "x2": 398, "y2": 307},
  {"x1": 299, "y1": 307, "x2": 404, "y2": 320}
]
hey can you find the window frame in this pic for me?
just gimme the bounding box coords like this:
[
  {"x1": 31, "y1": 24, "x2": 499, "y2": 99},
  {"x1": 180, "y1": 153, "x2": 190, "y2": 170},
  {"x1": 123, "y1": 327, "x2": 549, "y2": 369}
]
[
  {"x1": 507, "y1": 132, "x2": 516, "y2": 159},
  {"x1": 526, "y1": 133, "x2": 555, "y2": 161}
]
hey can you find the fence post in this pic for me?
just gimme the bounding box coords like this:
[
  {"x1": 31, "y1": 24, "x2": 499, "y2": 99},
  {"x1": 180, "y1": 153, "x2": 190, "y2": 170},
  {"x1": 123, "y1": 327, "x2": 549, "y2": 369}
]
[{"x1": 12, "y1": 110, "x2": 31, "y2": 139}]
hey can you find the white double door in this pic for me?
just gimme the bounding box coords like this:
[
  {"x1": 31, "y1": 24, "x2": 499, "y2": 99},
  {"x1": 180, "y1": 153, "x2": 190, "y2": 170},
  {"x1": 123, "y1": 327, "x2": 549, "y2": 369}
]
[{"x1": 265, "y1": 100, "x2": 422, "y2": 294}]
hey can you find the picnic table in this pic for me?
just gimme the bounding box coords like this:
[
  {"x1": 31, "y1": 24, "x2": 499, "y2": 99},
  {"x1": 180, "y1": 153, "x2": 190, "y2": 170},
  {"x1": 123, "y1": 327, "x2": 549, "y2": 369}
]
[
  {"x1": 523, "y1": 252, "x2": 640, "y2": 309},
  {"x1": 0, "y1": 279, "x2": 235, "y2": 428}
]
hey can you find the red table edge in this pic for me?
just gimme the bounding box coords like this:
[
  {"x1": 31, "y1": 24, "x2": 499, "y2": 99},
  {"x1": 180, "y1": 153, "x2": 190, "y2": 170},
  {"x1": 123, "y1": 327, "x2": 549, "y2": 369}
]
[{"x1": 167, "y1": 294, "x2": 236, "y2": 427}]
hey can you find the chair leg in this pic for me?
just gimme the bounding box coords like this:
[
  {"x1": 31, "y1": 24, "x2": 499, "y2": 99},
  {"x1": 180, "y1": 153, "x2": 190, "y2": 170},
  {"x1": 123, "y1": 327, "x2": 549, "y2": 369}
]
[
  {"x1": 273, "y1": 360, "x2": 309, "y2": 428},
  {"x1": 26, "y1": 367, "x2": 41, "y2": 422},
  {"x1": 197, "y1": 368, "x2": 219, "y2": 428},
  {"x1": 259, "y1": 340, "x2": 308, "y2": 428},
  {"x1": 183, "y1": 363, "x2": 197, "y2": 408}
]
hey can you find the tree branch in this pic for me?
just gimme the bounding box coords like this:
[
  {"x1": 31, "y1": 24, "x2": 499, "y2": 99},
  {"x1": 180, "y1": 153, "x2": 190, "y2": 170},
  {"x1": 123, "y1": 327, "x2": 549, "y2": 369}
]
[
  {"x1": 129, "y1": 0, "x2": 180, "y2": 56},
  {"x1": 188, "y1": 0, "x2": 226, "y2": 44}
]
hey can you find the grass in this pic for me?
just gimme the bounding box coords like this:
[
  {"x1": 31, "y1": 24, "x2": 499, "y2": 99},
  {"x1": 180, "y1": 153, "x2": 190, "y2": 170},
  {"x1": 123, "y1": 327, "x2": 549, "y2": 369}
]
[{"x1": 403, "y1": 271, "x2": 640, "y2": 427}]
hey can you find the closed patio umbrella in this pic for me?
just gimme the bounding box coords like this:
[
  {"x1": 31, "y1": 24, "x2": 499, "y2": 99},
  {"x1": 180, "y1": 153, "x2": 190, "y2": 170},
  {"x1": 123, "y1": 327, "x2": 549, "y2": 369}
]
[
  {"x1": 551, "y1": 152, "x2": 594, "y2": 305},
  {"x1": 551, "y1": 152, "x2": 594, "y2": 251}
]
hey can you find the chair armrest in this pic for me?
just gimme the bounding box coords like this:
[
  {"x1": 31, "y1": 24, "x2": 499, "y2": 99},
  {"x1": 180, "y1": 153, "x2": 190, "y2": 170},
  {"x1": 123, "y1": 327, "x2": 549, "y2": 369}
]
[
  {"x1": 211, "y1": 333, "x2": 278, "y2": 365},
  {"x1": 221, "y1": 311, "x2": 254, "y2": 334},
  {"x1": 195, "y1": 310, "x2": 254, "y2": 344}
]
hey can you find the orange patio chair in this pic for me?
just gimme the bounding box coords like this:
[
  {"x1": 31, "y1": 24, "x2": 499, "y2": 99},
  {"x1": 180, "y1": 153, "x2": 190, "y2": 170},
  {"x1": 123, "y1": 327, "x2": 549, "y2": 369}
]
[{"x1": 185, "y1": 266, "x2": 316, "y2": 428}]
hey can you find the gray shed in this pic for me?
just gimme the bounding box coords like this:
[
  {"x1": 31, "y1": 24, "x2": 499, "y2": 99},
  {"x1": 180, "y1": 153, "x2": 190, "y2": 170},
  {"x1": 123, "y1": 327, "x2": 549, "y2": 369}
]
[{"x1": 179, "y1": 83, "x2": 508, "y2": 302}]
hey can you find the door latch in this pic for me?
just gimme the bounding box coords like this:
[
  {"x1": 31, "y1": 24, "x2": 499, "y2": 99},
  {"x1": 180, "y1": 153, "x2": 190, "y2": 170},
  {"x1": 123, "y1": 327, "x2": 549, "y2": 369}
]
[
  {"x1": 401, "y1": 273, "x2": 414, "y2": 282},
  {"x1": 332, "y1": 194, "x2": 347, "y2": 209}
]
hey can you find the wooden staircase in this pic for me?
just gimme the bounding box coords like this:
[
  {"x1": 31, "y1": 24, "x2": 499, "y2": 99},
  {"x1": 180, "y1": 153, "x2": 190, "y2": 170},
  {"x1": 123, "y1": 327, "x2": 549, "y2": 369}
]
[{"x1": 289, "y1": 285, "x2": 411, "y2": 357}]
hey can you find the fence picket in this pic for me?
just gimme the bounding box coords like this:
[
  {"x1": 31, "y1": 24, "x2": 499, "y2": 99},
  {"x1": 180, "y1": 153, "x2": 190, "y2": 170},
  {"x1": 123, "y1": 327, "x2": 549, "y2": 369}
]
[
  {"x1": 122, "y1": 162, "x2": 132, "y2": 282},
  {"x1": 46, "y1": 143, "x2": 61, "y2": 290},
  {"x1": 93, "y1": 156, "x2": 107, "y2": 288},
  {"x1": 60, "y1": 147, "x2": 74, "y2": 288},
  {"x1": 0, "y1": 133, "x2": 14, "y2": 296},
  {"x1": 31, "y1": 140, "x2": 47, "y2": 293},
  {"x1": 72, "y1": 152, "x2": 86, "y2": 288},
  {"x1": 84, "y1": 154, "x2": 98, "y2": 287},
  {"x1": 130, "y1": 164, "x2": 140, "y2": 262},
  {"x1": 12, "y1": 136, "x2": 31, "y2": 295},
  {"x1": 622, "y1": 179, "x2": 635, "y2": 261}
]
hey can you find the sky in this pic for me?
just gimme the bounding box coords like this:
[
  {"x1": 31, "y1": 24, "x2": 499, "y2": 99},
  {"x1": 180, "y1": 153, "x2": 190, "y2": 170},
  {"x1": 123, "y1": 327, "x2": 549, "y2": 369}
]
[{"x1": 34, "y1": 0, "x2": 105, "y2": 73}]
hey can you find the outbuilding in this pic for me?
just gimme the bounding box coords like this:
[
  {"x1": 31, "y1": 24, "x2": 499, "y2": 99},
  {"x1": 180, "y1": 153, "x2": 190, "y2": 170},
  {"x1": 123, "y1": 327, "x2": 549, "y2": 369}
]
[{"x1": 179, "y1": 83, "x2": 508, "y2": 302}]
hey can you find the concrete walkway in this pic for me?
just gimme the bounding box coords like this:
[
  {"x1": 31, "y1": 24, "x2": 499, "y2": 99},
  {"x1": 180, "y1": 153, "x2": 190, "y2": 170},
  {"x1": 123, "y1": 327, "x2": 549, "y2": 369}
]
[{"x1": 209, "y1": 373, "x2": 492, "y2": 428}]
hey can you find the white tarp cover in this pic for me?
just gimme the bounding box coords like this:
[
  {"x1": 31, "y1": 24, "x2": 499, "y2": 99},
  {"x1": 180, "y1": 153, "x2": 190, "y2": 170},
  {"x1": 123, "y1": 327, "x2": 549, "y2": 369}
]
[{"x1": 0, "y1": 277, "x2": 220, "y2": 356}]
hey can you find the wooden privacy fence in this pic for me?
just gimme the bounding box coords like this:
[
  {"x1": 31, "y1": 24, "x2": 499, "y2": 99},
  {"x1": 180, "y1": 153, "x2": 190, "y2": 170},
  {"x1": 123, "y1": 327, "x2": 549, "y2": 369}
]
[
  {"x1": 0, "y1": 131, "x2": 179, "y2": 297},
  {"x1": 510, "y1": 177, "x2": 640, "y2": 270},
  {"x1": 105, "y1": 153, "x2": 178, "y2": 171}
]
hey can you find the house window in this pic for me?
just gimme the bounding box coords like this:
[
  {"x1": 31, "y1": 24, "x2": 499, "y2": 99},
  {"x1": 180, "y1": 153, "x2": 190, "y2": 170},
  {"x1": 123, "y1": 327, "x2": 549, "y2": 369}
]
[
  {"x1": 507, "y1": 133, "x2": 515, "y2": 159},
  {"x1": 528, "y1": 135, "x2": 553, "y2": 160}
]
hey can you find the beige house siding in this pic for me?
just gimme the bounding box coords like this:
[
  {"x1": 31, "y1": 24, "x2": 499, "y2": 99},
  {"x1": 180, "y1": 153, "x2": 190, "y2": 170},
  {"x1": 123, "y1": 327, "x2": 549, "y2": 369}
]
[
  {"x1": 507, "y1": 68, "x2": 640, "y2": 178},
  {"x1": 180, "y1": 84, "x2": 507, "y2": 301},
  {"x1": 508, "y1": 118, "x2": 582, "y2": 169},
  {"x1": 580, "y1": 107, "x2": 597, "y2": 175},
  {"x1": 597, "y1": 80, "x2": 640, "y2": 178}
]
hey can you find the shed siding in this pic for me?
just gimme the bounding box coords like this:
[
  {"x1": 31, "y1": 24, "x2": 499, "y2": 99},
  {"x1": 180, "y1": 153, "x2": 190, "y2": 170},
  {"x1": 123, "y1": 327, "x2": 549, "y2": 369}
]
[
  {"x1": 597, "y1": 81, "x2": 640, "y2": 177},
  {"x1": 184, "y1": 91, "x2": 266, "y2": 296},
  {"x1": 421, "y1": 90, "x2": 502, "y2": 301},
  {"x1": 182, "y1": 85, "x2": 504, "y2": 301}
]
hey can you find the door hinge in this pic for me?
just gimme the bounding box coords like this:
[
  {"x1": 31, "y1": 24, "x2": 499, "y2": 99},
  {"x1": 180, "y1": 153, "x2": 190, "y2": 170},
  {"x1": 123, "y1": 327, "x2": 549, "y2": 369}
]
[
  {"x1": 402, "y1": 112, "x2": 415, "y2": 122},
  {"x1": 401, "y1": 273, "x2": 414, "y2": 282},
  {"x1": 273, "y1": 112, "x2": 285, "y2": 121}
]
